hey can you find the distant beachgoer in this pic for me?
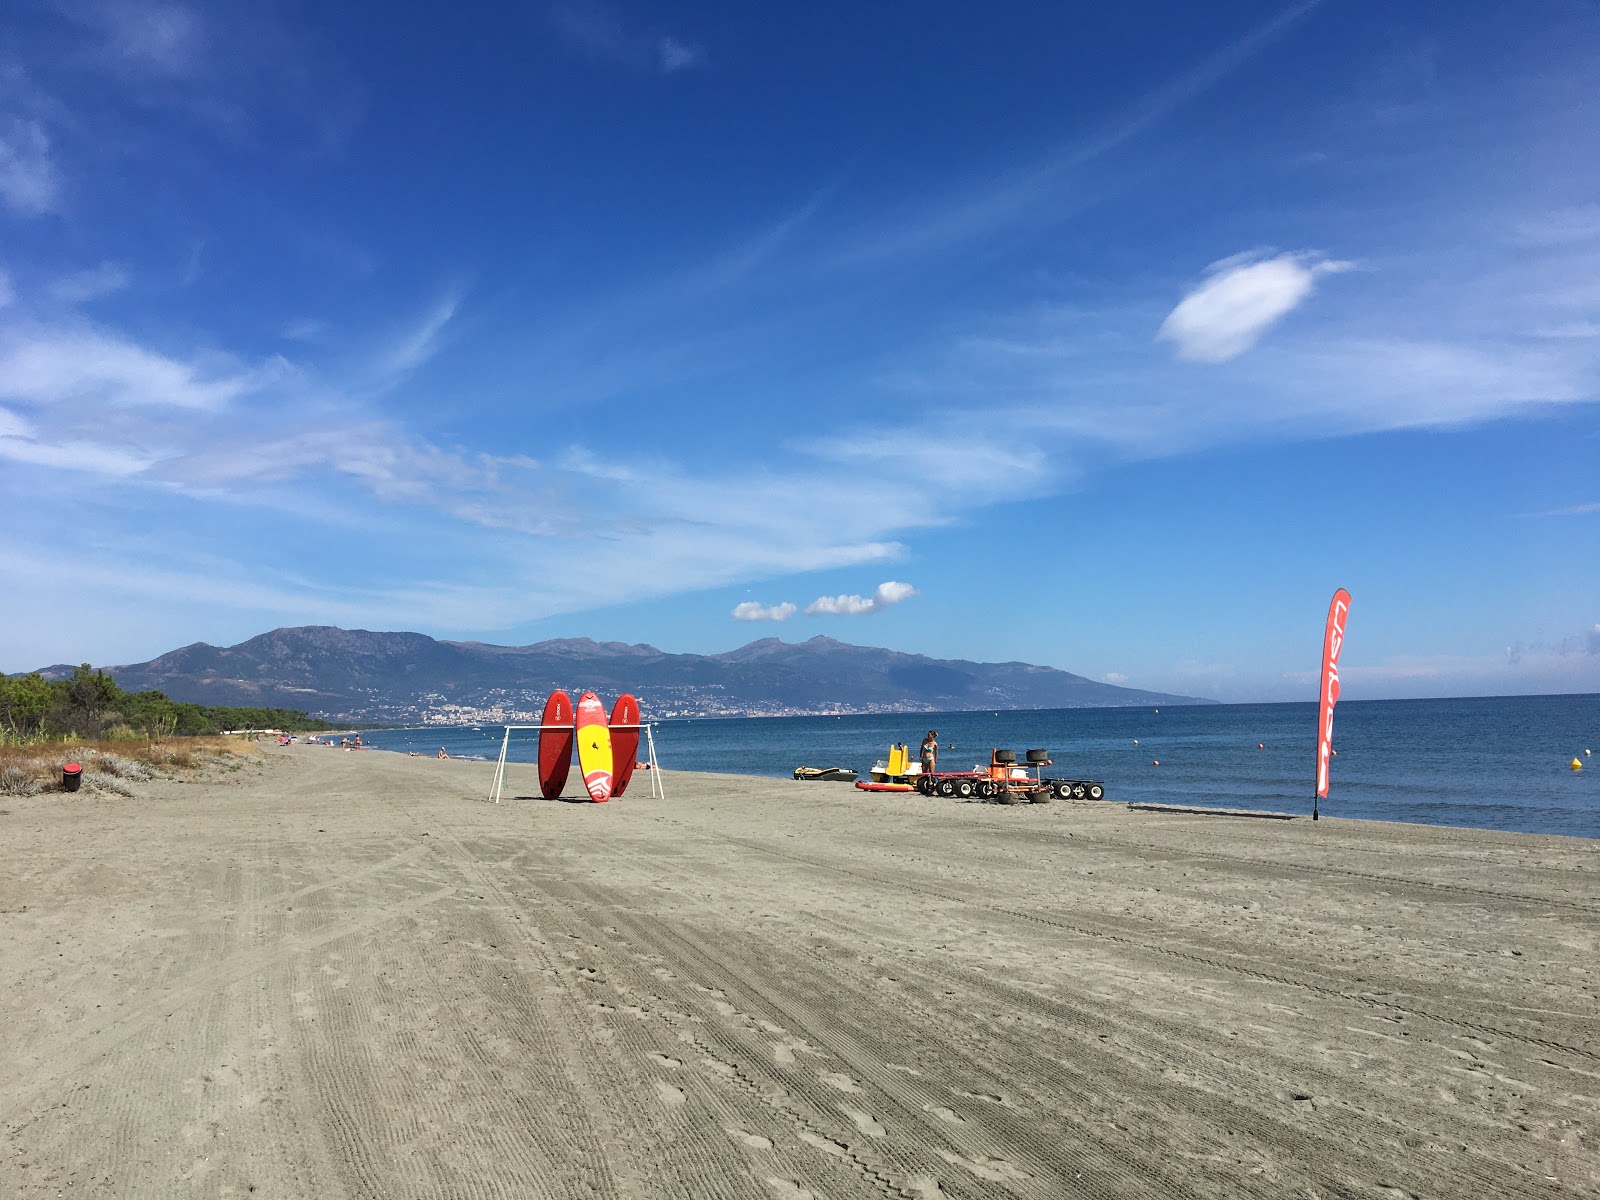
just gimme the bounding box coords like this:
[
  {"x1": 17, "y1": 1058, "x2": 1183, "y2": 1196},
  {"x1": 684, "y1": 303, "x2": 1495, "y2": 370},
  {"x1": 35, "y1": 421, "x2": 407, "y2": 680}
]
[
  {"x1": 920, "y1": 730, "x2": 938, "y2": 773},
  {"x1": 353, "y1": 735, "x2": 363, "y2": 749},
  {"x1": 340, "y1": 737, "x2": 349, "y2": 748},
  {"x1": 437, "y1": 748, "x2": 449, "y2": 759}
]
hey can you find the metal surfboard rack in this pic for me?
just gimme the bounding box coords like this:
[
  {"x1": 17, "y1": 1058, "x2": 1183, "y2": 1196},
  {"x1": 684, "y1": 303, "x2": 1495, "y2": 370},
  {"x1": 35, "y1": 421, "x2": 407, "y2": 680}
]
[{"x1": 488, "y1": 713, "x2": 663, "y2": 803}]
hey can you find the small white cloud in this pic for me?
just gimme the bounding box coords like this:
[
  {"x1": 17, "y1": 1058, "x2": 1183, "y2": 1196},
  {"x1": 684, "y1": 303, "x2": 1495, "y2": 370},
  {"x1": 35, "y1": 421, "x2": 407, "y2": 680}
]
[
  {"x1": 67, "y1": 0, "x2": 205, "y2": 75},
  {"x1": 1103, "y1": 671, "x2": 1128, "y2": 684},
  {"x1": 731, "y1": 600, "x2": 796, "y2": 622},
  {"x1": 50, "y1": 262, "x2": 131, "y2": 304},
  {"x1": 657, "y1": 36, "x2": 703, "y2": 73},
  {"x1": 550, "y1": 0, "x2": 702, "y2": 75},
  {"x1": 805, "y1": 580, "x2": 918, "y2": 616},
  {"x1": 282, "y1": 317, "x2": 328, "y2": 342},
  {"x1": 1159, "y1": 251, "x2": 1352, "y2": 363},
  {"x1": 0, "y1": 118, "x2": 60, "y2": 215}
]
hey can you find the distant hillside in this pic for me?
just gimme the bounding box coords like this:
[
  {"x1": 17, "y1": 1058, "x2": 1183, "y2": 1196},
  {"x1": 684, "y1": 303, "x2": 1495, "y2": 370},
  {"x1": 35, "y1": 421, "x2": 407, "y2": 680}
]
[{"x1": 27, "y1": 626, "x2": 1214, "y2": 723}]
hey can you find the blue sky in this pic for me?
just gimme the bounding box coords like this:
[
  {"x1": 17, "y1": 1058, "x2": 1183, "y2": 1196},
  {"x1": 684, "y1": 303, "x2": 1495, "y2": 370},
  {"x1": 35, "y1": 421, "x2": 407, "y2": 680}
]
[{"x1": 1, "y1": 0, "x2": 1596, "y2": 702}]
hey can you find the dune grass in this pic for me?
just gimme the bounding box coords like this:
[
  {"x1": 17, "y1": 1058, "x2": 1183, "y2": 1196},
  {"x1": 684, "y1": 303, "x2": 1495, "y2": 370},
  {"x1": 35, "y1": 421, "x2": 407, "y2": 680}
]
[{"x1": 0, "y1": 736, "x2": 260, "y2": 797}]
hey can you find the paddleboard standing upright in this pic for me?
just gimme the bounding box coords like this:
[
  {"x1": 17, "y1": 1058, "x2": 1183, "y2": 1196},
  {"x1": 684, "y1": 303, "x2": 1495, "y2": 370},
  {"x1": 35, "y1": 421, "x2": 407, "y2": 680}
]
[
  {"x1": 574, "y1": 691, "x2": 613, "y2": 802},
  {"x1": 537, "y1": 690, "x2": 574, "y2": 800},
  {"x1": 609, "y1": 694, "x2": 641, "y2": 796}
]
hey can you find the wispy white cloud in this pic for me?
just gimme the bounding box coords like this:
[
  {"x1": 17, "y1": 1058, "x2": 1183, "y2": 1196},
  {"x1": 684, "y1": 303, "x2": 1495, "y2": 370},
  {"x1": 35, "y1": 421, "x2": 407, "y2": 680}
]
[
  {"x1": 65, "y1": 0, "x2": 206, "y2": 76},
  {"x1": 1524, "y1": 501, "x2": 1600, "y2": 518},
  {"x1": 1158, "y1": 251, "x2": 1353, "y2": 363},
  {"x1": 0, "y1": 324, "x2": 272, "y2": 411},
  {"x1": 373, "y1": 290, "x2": 463, "y2": 379},
  {"x1": 49, "y1": 262, "x2": 131, "y2": 304},
  {"x1": 548, "y1": 1, "x2": 703, "y2": 75},
  {"x1": 657, "y1": 37, "x2": 704, "y2": 74},
  {"x1": 1515, "y1": 204, "x2": 1600, "y2": 247},
  {"x1": 1102, "y1": 672, "x2": 1129, "y2": 684},
  {"x1": 0, "y1": 432, "x2": 153, "y2": 475},
  {"x1": 806, "y1": 581, "x2": 918, "y2": 616},
  {"x1": 817, "y1": 1, "x2": 1323, "y2": 276},
  {"x1": 0, "y1": 117, "x2": 60, "y2": 214},
  {"x1": 731, "y1": 601, "x2": 796, "y2": 622},
  {"x1": 281, "y1": 317, "x2": 328, "y2": 342}
]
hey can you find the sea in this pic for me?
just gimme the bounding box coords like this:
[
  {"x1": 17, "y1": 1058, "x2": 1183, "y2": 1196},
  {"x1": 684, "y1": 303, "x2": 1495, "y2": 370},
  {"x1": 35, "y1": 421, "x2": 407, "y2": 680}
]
[{"x1": 353, "y1": 693, "x2": 1600, "y2": 840}]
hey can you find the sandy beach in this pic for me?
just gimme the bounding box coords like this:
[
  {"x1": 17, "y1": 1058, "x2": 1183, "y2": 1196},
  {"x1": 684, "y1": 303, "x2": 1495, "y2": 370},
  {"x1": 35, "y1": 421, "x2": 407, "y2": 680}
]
[{"x1": 2, "y1": 746, "x2": 1596, "y2": 1199}]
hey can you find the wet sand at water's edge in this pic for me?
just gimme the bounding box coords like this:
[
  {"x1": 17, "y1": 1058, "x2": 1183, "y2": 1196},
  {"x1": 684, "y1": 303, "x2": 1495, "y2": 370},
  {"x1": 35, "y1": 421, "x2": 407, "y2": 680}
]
[{"x1": 2, "y1": 745, "x2": 1596, "y2": 1198}]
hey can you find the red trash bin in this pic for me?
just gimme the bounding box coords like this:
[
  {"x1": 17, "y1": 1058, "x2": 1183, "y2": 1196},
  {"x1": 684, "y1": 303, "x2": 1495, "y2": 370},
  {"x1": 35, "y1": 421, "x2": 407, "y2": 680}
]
[{"x1": 62, "y1": 762, "x2": 83, "y2": 792}]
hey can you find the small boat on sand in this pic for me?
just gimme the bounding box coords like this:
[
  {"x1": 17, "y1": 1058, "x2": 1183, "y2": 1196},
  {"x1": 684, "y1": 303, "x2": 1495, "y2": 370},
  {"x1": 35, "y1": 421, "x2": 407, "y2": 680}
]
[{"x1": 794, "y1": 766, "x2": 858, "y2": 782}]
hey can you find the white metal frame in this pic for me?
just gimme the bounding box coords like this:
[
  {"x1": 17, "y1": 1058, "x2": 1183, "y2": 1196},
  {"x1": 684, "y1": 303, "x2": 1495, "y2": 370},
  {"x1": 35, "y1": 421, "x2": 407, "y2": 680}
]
[{"x1": 488, "y1": 722, "x2": 663, "y2": 803}]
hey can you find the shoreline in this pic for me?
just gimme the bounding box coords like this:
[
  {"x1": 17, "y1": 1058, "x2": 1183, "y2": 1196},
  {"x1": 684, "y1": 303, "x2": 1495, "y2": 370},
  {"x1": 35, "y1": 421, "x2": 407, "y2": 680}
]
[{"x1": 3, "y1": 747, "x2": 1595, "y2": 1197}]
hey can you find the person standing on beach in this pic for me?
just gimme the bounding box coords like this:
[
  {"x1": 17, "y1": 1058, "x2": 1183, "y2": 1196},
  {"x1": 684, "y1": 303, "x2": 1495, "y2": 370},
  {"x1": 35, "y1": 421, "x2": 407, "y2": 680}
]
[{"x1": 920, "y1": 730, "x2": 938, "y2": 774}]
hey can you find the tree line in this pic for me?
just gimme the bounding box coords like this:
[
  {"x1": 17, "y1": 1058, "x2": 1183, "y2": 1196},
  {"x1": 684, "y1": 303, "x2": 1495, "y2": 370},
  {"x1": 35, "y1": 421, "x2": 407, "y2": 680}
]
[{"x1": 0, "y1": 665, "x2": 323, "y2": 741}]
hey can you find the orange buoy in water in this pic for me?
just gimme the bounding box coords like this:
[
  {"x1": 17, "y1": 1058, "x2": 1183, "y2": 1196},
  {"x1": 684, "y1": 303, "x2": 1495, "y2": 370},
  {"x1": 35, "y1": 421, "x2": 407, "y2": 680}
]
[{"x1": 1573, "y1": 758, "x2": 1585, "y2": 771}]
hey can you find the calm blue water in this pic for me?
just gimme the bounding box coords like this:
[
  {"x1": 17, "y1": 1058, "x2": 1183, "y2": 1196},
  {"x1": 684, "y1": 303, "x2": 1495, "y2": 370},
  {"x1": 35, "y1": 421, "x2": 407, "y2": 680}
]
[{"x1": 355, "y1": 694, "x2": 1600, "y2": 839}]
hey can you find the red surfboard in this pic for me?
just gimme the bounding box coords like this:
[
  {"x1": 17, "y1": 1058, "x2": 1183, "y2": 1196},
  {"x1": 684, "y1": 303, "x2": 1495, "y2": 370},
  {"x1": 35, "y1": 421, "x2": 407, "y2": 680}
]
[
  {"x1": 537, "y1": 690, "x2": 574, "y2": 800},
  {"x1": 610, "y1": 694, "x2": 641, "y2": 797},
  {"x1": 574, "y1": 691, "x2": 613, "y2": 802}
]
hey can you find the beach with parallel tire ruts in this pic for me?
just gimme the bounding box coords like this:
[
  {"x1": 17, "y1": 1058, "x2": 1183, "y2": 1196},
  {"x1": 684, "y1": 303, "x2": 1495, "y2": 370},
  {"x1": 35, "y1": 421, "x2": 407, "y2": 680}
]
[{"x1": 2, "y1": 744, "x2": 1596, "y2": 1198}]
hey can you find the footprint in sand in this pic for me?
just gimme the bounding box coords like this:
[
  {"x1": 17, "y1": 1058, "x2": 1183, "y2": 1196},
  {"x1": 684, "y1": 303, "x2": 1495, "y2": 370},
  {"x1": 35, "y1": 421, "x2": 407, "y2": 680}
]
[
  {"x1": 935, "y1": 1149, "x2": 1028, "y2": 1182},
  {"x1": 649, "y1": 1053, "x2": 682, "y2": 1069},
  {"x1": 922, "y1": 1104, "x2": 965, "y2": 1125},
  {"x1": 765, "y1": 1180, "x2": 817, "y2": 1199},
  {"x1": 953, "y1": 1088, "x2": 1014, "y2": 1109},
  {"x1": 773, "y1": 1043, "x2": 796, "y2": 1066},
  {"x1": 840, "y1": 1105, "x2": 886, "y2": 1137},
  {"x1": 701, "y1": 1057, "x2": 738, "y2": 1079},
  {"x1": 908, "y1": 1178, "x2": 949, "y2": 1199},
  {"x1": 725, "y1": 1127, "x2": 772, "y2": 1150},
  {"x1": 654, "y1": 1081, "x2": 686, "y2": 1108},
  {"x1": 819, "y1": 1071, "x2": 863, "y2": 1094},
  {"x1": 798, "y1": 1131, "x2": 849, "y2": 1160}
]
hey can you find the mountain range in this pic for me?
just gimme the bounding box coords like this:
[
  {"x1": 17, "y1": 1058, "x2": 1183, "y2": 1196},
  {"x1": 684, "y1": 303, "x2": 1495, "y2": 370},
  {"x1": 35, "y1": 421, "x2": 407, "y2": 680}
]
[{"x1": 30, "y1": 626, "x2": 1214, "y2": 723}]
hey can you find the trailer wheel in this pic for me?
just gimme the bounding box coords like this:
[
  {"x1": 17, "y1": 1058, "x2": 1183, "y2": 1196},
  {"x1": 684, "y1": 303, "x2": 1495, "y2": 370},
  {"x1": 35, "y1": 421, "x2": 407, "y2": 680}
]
[
  {"x1": 1030, "y1": 787, "x2": 1051, "y2": 804},
  {"x1": 1025, "y1": 748, "x2": 1050, "y2": 763},
  {"x1": 1087, "y1": 783, "x2": 1104, "y2": 800},
  {"x1": 955, "y1": 779, "x2": 975, "y2": 799},
  {"x1": 974, "y1": 780, "x2": 994, "y2": 799},
  {"x1": 994, "y1": 749, "x2": 1017, "y2": 765},
  {"x1": 998, "y1": 788, "x2": 1027, "y2": 805},
  {"x1": 917, "y1": 775, "x2": 936, "y2": 796},
  {"x1": 1053, "y1": 780, "x2": 1075, "y2": 800},
  {"x1": 1072, "y1": 782, "x2": 1087, "y2": 799},
  {"x1": 937, "y1": 779, "x2": 958, "y2": 798}
]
